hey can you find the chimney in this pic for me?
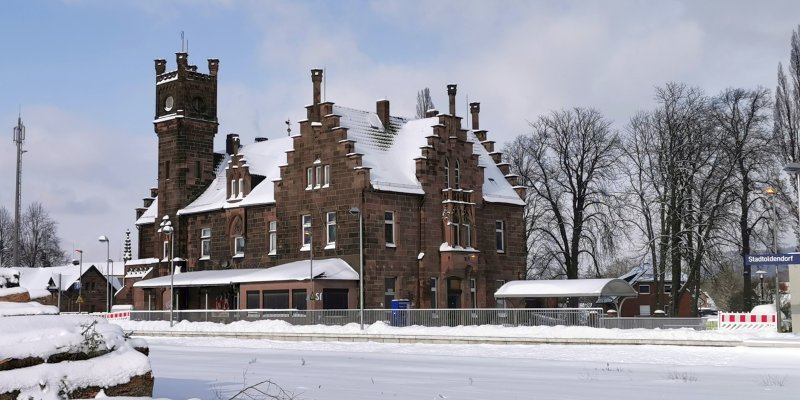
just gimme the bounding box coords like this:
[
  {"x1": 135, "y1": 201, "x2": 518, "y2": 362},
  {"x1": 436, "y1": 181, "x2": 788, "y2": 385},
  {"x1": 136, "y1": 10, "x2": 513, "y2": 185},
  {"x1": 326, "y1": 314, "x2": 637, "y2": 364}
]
[
  {"x1": 208, "y1": 59, "x2": 219, "y2": 77},
  {"x1": 154, "y1": 59, "x2": 167, "y2": 75},
  {"x1": 255, "y1": 137, "x2": 268, "y2": 143},
  {"x1": 447, "y1": 84, "x2": 457, "y2": 115},
  {"x1": 469, "y1": 102, "x2": 480, "y2": 130},
  {"x1": 226, "y1": 133, "x2": 240, "y2": 155},
  {"x1": 176, "y1": 52, "x2": 189, "y2": 71},
  {"x1": 377, "y1": 99, "x2": 390, "y2": 130},
  {"x1": 309, "y1": 69, "x2": 323, "y2": 122}
]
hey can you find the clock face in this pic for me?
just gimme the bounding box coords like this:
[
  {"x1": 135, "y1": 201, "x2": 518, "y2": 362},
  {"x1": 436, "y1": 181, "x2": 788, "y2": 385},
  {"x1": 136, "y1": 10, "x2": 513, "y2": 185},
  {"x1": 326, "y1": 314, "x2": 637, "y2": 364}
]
[{"x1": 164, "y1": 96, "x2": 174, "y2": 112}]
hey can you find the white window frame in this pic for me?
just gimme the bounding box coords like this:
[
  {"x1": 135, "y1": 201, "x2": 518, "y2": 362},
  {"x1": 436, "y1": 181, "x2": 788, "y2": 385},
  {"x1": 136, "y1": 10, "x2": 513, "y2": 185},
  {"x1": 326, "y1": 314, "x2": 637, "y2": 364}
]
[
  {"x1": 325, "y1": 211, "x2": 336, "y2": 248},
  {"x1": 664, "y1": 284, "x2": 672, "y2": 293},
  {"x1": 639, "y1": 284, "x2": 651, "y2": 294},
  {"x1": 384, "y1": 211, "x2": 396, "y2": 247},
  {"x1": 163, "y1": 240, "x2": 170, "y2": 261},
  {"x1": 455, "y1": 159, "x2": 461, "y2": 189},
  {"x1": 200, "y1": 228, "x2": 211, "y2": 259},
  {"x1": 451, "y1": 219, "x2": 460, "y2": 247},
  {"x1": 444, "y1": 158, "x2": 450, "y2": 188},
  {"x1": 495, "y1": 280, "x2": 506, "y2": 308},
  {"x1": 323, "y1": 165, "x2": 331, "y2": 188},
  {"x1": 639, "y1": 305, "x2": 651, "y2": 316},
  {"x1": 315, "y1": 166, "x2": 322, "y2": 189},
  {"x1": 470, "y1": 278, "x2": 477, "y2": 308},
  {"x1": 495, "y1": 220, "x2": 505, "y2": 253},
  {"x1": 301, "y1": 214, "x2": 312, "y2": 251},
  {"x1": 230, "y1": 179, "x2": 237, "y2": 199},
  {"x1": 268, "y1": 221, "x2": 277, "y2": 256},
  {"x1": 234, "y1": 236, "x2": 245, "y2": 257},
  {"x1": 238, "y1": 178, "x2": 244, "y2": 198},
  {"x1": 306, "y1": 167, "x2": 313, "y2": 190}
]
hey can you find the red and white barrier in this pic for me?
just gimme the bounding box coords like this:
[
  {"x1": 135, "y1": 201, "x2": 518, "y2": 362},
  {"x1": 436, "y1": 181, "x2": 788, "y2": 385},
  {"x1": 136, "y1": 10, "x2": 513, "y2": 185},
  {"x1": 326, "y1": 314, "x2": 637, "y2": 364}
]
[
  {"x1": 718, "y1": 313, "x2": 776, "y2": 331},
  {"x1": 98, "y1": 311, "x2": 131, "y2": 320}
]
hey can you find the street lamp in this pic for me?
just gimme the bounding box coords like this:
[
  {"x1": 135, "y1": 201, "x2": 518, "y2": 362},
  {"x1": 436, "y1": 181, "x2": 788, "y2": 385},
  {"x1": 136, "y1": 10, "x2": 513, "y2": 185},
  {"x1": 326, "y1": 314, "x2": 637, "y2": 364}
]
[
  {"x1": 764, "y1": 187, "x2": 783, "y2": 332},
  {"x1": 305, "y1": 227, "x2": 314, "y2": 307},
  {"x1": 72, "y1": 249, "x2": 83, "y2": 313},
  {"x1": 349, "y1": 207, "x2": 364, "y2": 330},
  {"x1": 158, "y1": 216, "x2": 175, "y2": 327},
  {"x1": 98, "y1": 236, "x2": 110, "y2": 313},
  {"x1": 756, "y1": 270, "x2": 766, "y2": 303},
  {"x1": 783, "y1": 162, "x2": 800, "y2": 228}
]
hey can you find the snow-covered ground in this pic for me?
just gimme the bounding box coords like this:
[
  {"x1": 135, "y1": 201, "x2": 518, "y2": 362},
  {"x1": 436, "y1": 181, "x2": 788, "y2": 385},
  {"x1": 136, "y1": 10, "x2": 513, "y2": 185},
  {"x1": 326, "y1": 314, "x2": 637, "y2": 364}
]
[{"x1": 147, "y1": 336, "x2": 800, "y2": 399}]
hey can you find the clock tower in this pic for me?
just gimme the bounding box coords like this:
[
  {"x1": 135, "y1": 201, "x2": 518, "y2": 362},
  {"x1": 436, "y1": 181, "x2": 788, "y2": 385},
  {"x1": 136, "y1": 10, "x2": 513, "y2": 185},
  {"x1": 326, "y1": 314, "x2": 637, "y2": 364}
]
[{"x1": 153, "y1": 52, "x2": 219, "y2": 227}]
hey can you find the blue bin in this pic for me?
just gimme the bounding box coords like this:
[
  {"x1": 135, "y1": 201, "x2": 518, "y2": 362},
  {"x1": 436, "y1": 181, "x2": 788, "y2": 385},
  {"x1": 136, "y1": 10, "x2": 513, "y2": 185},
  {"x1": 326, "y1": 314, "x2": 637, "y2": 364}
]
[{"x1": 390, "y1": 299, "x2": 410, "y2": 327}]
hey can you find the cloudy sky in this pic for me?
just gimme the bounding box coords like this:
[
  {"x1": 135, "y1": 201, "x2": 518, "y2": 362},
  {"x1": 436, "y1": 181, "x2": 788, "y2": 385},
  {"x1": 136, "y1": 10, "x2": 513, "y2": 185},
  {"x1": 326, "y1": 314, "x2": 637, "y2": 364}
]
[{"x1": 1, "y1": 0, "x2": 799, "y2": 262}]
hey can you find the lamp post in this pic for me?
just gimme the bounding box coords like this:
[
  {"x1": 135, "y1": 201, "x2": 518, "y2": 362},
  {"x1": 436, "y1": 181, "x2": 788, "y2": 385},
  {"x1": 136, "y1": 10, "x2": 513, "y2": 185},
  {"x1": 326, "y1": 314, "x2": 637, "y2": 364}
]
[
  {"x1": 756, "y1": 270, "x2": 766, "y2": 303},
  {"x1": 158, "y1": 216, "x2": 175, "y2": 327},
  {"x1": 349, "y1": 207, "x2": 364, "y2": 330},
  {"x1": 764, "y1": 187, "x2": 783, "y2": 332},
  {"x1": 783, "y1": 162, "x2": 800, "y2": 229},
  {"x1": 72, "y1": 250, "x2": 83, "y2": 313},
  {"x1": 305, "y1": 228, "x2": 314, "y2": 308},
  {"x1": 98, "y1": 236, "x2": 110, "y2": 313}
]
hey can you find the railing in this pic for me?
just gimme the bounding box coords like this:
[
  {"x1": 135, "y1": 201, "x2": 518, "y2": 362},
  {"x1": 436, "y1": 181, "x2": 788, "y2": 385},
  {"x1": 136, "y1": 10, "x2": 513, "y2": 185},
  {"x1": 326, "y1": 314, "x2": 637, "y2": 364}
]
[
  {"x1": 600, "y1": 317, "x2": 706, "y2": 330},
  {"x1": 128, "y1": 308, "x2": 603, "y2": 328},
  {"x1": 125, "y1": 308, "x2": 706, "y2": 330}
]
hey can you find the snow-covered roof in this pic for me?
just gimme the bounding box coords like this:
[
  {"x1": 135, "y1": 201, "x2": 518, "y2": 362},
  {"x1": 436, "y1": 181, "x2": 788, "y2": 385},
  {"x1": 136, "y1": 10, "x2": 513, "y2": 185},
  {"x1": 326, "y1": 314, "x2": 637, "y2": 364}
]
[
  {"x1": 133, "y1": 258, "x2": 358, "y2": 288},
  {"x1": 135, "y1": 197, "x2": 157, "y2": 225},
  {"x1": 15, "y1": 263, "x2": 123, "y2": 294},
  {"x1": 178, "y1": 136, "x2": 295, "y2": 215},
  {"x1": 494, "y1": 278, "x2": 638, "y2": 299},
  {"x1": 335, "y1": 105, "x2": 524, "y2": 204}
]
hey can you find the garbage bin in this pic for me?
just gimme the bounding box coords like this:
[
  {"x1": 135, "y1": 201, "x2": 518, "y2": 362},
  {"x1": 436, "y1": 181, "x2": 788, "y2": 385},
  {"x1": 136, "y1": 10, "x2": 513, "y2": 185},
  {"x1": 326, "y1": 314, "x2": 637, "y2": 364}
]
[{"x1": 390, "y1": 299, "x2": 410, "y2": 327}]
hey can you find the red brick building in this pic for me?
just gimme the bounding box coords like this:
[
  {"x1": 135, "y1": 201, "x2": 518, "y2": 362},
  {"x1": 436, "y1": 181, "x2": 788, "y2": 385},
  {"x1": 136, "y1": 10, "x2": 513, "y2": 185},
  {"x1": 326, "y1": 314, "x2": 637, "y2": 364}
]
[
  {"x1": 618, "y1": 264, "x2": 712, "y2": 317},
  {"x1": 126, "y1": 53, "x2": 526, "y2": 310}
]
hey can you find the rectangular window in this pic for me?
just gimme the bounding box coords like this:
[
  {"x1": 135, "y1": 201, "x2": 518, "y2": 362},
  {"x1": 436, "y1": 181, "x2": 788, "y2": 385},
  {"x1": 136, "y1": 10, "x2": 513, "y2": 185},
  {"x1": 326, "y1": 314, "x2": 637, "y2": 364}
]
[
  {"x1": 246, "y1": 290, "x2": 260, "y2": 309},
  {"x1": 292, "y1": 289, "x2": 307, "y2": 310},
  {"x1": 263, "y1": 290, "x2": 290, "y2": 309},
  {"x1": 238, "y1": 178, "x2": 244, "y2": 197},
  {"x1": 234, "y1": 236, "x2": 245, "y2": 257},
  {"x1": 639, "y1": 284, "x2": 651, "y2": 294},
  {"x1": 495, "y1": 220, "x2": 505, "y2": 253},
  {"x1": 430, "y1": 277, "x2": 438, "y2": 308},
  {"x1": 268, "y1": 221, "x2": 277, "y2": 255},
  {"x1": 315, "y1": 166, "x2": 322, "y2": 188},
  {"x1": 639, "y1": 305, "x2": 651, "y2": 316},
  {"x1": 664, "y1": 284, "x2": 672, "y2": 293},
  {"x1": 306, "y1": 167, "x2": 313, "y2": 189},
  {"x1": 165, "y1": 160, "x2": 170, "y2": 179},
  {"x1": 463, "y1": 223, "x2": 471, "y2": 248},
  {"x1": 163, "y1": 240, "x2": 169, "y2": 260},
  {"x1": 200, "y1": 228, "x2": 211, "y2": 259},
  {"x1": 384, "y1": 211, "x2": 395, "y2": 246},
  {"x1": 323, "y1": 165, "x2": 331, "y2": 187},
  {"x1": 302, "y1": 215, "x2": 312, "y2": 249},
  {"x1": 451, "y1": 220, "x2": 460, "y2": 246},
  {"x1": 470, "y1": 278, "x2": 477, "y2": 308},
  {"x1": 384, "y1": 277, "x2": 396, "y2": 309},
  {"x1": 326, "y1": 212, "x2": 336, "y2": 246},
  {"x1": 495, "y1": 280, "x2": 506, "y2": 308},
  {"x1": 230, "y1": 179, "x2": 237, "y2": 199},
  {"x1": 195, "y1": 161, "x2": 201, "y2": 180}
]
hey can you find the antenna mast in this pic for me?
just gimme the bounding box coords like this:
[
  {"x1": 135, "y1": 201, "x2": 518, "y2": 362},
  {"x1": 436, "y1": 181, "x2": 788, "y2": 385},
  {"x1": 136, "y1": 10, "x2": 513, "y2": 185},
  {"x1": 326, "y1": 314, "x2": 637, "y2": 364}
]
[{"x1": 12, "y1": 114, "x2": 25, "y2": 268}]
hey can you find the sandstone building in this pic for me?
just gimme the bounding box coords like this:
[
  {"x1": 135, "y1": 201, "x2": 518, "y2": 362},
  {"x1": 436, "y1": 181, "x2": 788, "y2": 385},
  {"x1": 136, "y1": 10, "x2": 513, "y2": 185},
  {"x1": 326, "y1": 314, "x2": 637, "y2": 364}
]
[{"x1": 126, "y1": 52, "x2": 526, "y2": 310}]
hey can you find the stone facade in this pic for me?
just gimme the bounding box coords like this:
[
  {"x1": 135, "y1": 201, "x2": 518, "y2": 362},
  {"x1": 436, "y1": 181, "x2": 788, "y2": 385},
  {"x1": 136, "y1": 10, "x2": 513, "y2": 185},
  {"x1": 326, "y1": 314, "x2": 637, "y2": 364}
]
[{"x1": 130, "y1": 53, "x2": 525, "y2": 310}]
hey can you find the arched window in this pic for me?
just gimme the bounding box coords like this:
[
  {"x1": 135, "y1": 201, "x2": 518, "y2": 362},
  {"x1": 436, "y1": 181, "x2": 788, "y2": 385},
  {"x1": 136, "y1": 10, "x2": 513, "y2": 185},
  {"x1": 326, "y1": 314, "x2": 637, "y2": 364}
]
[{"x1": 444, "y1": 158, "x2": 450, "y2": 188}]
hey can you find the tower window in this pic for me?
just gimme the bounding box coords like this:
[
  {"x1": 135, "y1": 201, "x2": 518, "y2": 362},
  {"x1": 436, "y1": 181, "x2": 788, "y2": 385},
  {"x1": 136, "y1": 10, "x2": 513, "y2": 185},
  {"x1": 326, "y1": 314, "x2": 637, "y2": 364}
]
[
  {"x1": 301, "y1": 215, "x2": 312, "y2": 250},
  {"x1": 455, "y1": 160, "x2": 461, "y2": 189},
  {"x1": 495, "y1": 220, "x2": 505, "y2": 253},
  {"x1": 384, "y1": 211, "x2": 396, "y2": 247},
  {"x1": 269, "y1": 221, "x2": 277, "y2": 255},
  {"x1": 444, "y1": 158, "x2": 450, "y2": 188},
  {"x1": 200, "y1": 228, "x2": 211, "y2": 259}
]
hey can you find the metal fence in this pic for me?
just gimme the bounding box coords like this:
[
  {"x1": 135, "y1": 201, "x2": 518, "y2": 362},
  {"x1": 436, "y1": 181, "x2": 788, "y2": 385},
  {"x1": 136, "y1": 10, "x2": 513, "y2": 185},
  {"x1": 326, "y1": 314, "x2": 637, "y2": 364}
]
[{"x1": 126, "y1": 308, "x2": 705, "y2": 330}]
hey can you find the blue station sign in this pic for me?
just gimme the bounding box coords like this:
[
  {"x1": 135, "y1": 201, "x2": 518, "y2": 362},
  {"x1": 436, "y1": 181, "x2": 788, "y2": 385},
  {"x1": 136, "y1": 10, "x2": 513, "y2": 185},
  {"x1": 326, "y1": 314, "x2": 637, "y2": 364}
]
[{"x1": 743, "y1": 254, "x2": 800, "y2": 265}]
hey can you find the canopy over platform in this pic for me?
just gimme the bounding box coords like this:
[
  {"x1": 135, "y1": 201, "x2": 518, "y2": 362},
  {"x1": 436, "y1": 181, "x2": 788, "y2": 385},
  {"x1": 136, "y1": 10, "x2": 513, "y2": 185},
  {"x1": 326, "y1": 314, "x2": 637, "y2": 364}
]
[
  {"x1": 133, "y1": 258, "x2": 358, "y2": 288},
  {"x1": 494, "y1": 278, "x2": 637, "y2": 299}
]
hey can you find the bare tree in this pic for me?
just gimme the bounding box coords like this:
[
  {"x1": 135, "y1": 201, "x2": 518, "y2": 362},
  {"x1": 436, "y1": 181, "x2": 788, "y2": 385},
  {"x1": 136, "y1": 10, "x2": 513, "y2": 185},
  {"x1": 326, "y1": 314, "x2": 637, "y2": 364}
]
[
  {"x1": 0, "y1": 207, "x2": 12, "y2": 268},
  {"x1": 505, "y1": 108, "x2": 622, "y2": 290},
  {"x1": 774, "y1": 24, "x2": 800, "y2": 247},
  {"x1": 711, "y1": 87, "x2": 774, "y2": 311},
  {"x1": 415, "y1": 88, "x2": 436, "y2": 119},
  {"x1": 19, "y1": 202, "x2": 67, "y2": 268}
]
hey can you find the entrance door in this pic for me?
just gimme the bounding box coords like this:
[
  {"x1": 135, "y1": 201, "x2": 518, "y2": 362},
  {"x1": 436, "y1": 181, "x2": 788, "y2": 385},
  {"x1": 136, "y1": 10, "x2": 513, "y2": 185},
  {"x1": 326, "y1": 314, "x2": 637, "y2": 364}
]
[
  {"x1": 322, "y1": 288, "x2": 349, "y2": 309},
  {"x1": 447, "y1": 277, "x2": 462, "y2": 309}
]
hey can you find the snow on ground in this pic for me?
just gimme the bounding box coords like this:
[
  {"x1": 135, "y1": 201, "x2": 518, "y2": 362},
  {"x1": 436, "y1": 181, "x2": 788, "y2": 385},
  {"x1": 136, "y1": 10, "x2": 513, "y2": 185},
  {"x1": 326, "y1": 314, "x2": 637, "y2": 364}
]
[
  {"x1": 146, "y1": 336, "x2": 800, "y2": 399},
  {"x1": 0, "y1": 300, "x2": 58, "y2": 316},
  {"x1": 114, "y1": 318, "x2": 800, "y2": 343}
]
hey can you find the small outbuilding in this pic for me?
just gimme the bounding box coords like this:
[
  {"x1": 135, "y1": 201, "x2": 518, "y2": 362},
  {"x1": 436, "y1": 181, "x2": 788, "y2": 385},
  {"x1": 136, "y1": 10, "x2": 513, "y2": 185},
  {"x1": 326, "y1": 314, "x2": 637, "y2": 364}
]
[{"x1": 494, "y1": 278, "x2": 638, "y2": 313}]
